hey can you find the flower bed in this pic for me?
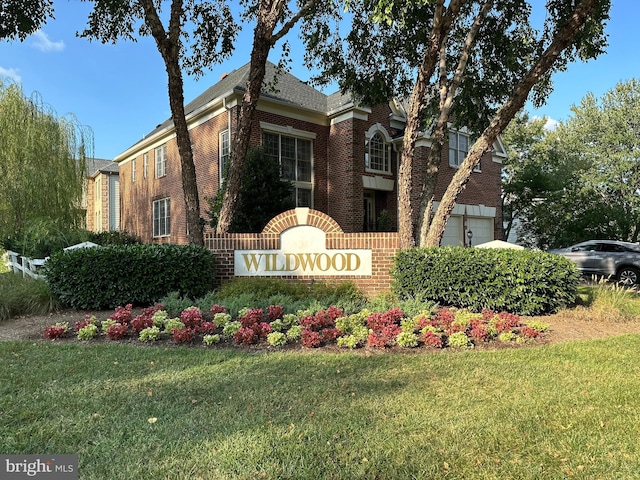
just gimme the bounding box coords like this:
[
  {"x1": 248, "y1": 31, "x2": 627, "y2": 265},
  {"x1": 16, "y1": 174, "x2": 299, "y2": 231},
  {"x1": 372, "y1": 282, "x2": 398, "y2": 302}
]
[{"x1": 43, "y1": 302, "x2": 549, "y2": 350}]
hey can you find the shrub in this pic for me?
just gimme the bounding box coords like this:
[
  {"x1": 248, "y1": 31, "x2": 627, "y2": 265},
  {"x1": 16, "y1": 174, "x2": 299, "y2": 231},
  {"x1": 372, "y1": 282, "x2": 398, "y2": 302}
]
[
  {"x1": 286, "y1": 325, "x2": 304, "y2": 341},
  {"x1": 172, "y1": 328, "x2": 195, "y2": 343},
  {"x1": 180, "y1": 307, "x2": 203, "y2": 329},
  {"x1": 44, "y1": 243, "x2": 215, "y2": 309},
  {"x1": 44, "y1": 322, "x2": 68, "y2": 339},
  {"x1": 213, "y1": 312, "x2": 232, "y2": 327},
  {"x1": 267, "y1": 305, "x2": 284, "y2": 321},
  {"x1": 396, "y1": 331, "x2": 419, "y2": 348},
  {"x1": 163, "y1": 318, "x2": 184, "y2": 334},
  {"x1": 448, "y1": 331, "x2": 473, "y2": 349},
  {"x1": 131, "y1": 314, "x2": 153, "y2": 333},
  {"x1": 77, "y1": 324, "x2": 99, "y2": 340},
  {"x1": 106, "y1": 323, "x2": 128, "y2": 340},
  {"x1": 267, "y1": 332, "x2": 287, "y2": 347},
  {"x1": 139, "y1": 326, "x2": 161, "y2": 342},
  {"x1": 222, "y1": 321, "x2": 242, "y2": 337},
  {"x1": 301, "y1": 329, "x2": 323, "y2": 348},
  {"x1": 203, "y1": 334, "x2": 220, "y2": 346},
  {"x1": 110, "y1": 304, "x2": 133, "y2": 324},
  {"x1": 392, "y1": 247, "x2": 580, "y2": 315}
]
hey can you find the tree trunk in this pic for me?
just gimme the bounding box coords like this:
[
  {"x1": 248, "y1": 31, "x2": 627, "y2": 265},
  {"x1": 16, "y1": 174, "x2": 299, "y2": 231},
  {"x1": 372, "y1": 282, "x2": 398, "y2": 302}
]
[
  {"x1": 140, "y1": 0, "x2": 204, "y2": 245},
  {"x1": 424, "y1": 0, "x2": 599, "y2": 247}
]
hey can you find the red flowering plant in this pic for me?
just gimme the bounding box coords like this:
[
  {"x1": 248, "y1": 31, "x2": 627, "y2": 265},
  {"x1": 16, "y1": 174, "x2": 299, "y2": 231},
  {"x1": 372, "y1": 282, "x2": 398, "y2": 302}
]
[
  {"x1": 44, "y1": 322, "x2": 69, "y2": 339},
  {"x1": 106, "y1": 322, "x2": 128, "y2": 340},
  {"x1": 210, "y1": 304, "x2": 227, "y2": 315},
  {"x1": 422, "y1": 330, "x2": 444, "y2": 348},
  {"x1": 131, "y1": 314, "x2": 154, "y2": 333},
  {"x1": 74, "y1": 315, "x2": 96, "y2": 333},
  {"x1": 110, "y1": 304, "x2": 133, "y2": 325},
  {"x1": 180, "y1": 307, "x2": 203, "y2": 330},
  {"x1": 234, "y1": 308, "x2": 271, "y2": 344},
  {"x1": 267, "y1": 304, "x2": 284, "y2": 321},
  {"x1": 301, "y1": 329, "x2": 323, "y2": 348},
  {"x1": 519, "y1": 325, "x2": 541, "y2": 339},
  {"x1": 199, "y1": 321, "x2": 217, "y2": 335},
  {"x1": 172, "y1": 327, "x2": 195, "y2": 343},
  {"x1": 365, "y1": 308, "x2": 404, "y2": 348}
]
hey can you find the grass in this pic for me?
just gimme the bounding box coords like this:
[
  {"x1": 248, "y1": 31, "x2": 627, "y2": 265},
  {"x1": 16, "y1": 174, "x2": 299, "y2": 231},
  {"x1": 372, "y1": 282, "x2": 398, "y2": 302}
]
[
  {"x1": 0, "y1": 272, "x2": 59, "y2": 321},
  {"x1": 577, "y1": 279, "x2": 640, "y2": 321},
  {"x1": 2, "y1": 338, "x2": 640, "y2": 479}
]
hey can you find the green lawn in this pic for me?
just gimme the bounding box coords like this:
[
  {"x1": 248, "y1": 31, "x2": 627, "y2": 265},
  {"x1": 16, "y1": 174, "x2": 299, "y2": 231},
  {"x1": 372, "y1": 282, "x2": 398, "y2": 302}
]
[{"x1": 2, "y1": 338, "x2": 640, "y2": 479}]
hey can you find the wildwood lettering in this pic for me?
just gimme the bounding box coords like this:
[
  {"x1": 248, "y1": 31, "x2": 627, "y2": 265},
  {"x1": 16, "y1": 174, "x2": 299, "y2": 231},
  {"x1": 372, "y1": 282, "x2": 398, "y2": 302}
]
[{"x1": 242, "y1": 252, "x2": 362, "y2": 273}]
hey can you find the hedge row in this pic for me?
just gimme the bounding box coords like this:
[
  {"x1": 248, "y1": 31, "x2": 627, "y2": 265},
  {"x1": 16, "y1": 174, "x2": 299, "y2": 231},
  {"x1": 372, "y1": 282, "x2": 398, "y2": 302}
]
[
  {"x1": 44, "y1": 244, "x2": 215, "y2": 310},
  {"x1": 392, "y1": 247, "x2": 579, "y2": 316}
]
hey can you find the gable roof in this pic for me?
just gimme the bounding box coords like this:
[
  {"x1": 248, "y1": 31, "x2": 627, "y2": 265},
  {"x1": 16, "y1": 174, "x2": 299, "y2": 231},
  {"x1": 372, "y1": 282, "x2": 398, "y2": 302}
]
[
  {"x1": 86, "y1": 158, "x2": 119, "y2": 177},
  {"x1": 146, "y1": 61, "x2": 340, "y2": 138}
]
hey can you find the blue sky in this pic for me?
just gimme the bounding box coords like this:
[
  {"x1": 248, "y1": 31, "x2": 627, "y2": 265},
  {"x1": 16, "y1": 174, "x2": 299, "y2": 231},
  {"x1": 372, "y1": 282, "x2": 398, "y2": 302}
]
[{"x1": 0, "y1": 1, "x2": 637, "y2": 160}]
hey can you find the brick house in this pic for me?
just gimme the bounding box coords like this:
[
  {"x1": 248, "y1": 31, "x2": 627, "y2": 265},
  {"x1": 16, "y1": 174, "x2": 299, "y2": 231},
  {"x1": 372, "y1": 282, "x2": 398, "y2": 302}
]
[
  {"x1": 114, "y1": 61, "x2": 506, "y2": 246},
  {"x1": 84, "y1": 158, "x2": 120, "y2": 232}
]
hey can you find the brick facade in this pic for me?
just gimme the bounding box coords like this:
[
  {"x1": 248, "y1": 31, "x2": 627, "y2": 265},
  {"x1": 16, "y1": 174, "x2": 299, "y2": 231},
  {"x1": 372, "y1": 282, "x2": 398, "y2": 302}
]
[
  {"x1": 114, "y1": 62, "x2": 504, "y2": 247},
  {"x1": 205, "y1": 209, "x2": 400, "y2": 296}
]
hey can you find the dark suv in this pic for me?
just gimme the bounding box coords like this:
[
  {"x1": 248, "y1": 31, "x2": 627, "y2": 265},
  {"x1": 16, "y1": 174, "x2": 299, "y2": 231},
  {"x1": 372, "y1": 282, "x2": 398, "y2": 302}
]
[{"x1": 549, "y1": 240, "x2": 640, "y2": 286}]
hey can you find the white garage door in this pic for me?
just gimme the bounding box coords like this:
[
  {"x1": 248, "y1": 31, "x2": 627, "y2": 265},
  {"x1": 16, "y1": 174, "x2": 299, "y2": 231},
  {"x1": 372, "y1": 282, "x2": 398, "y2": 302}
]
[
  {"x1": 467, "y1": 217, "x2": 494, "y2": 247},
  {"x1": 441, "y1": 215, "x2": 463, "y2": 246}
]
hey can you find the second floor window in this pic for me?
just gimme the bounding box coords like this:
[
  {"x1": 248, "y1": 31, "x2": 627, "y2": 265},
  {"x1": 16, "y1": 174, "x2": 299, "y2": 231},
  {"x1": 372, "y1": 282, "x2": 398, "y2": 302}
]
[
  {"x1": 263, "y1": 131, "x2": 313, "y2": 207},
  {"x1": 143, "y1": 153, "x2": 148, "y2": 178},
  {"x1": 155, "y1": 144, "x2": 167, "y2": 178},
  {"x1": 365, "y1": 132, "x2": 392, "y2": 173},
  {"x1": 449, "y1": 131, "x2": 470, "y2": 168},
  {"x1": 219, "y1": 130, "x2": 230, "y2": 184},
  {"x1": 131, "y1": 159, "x2": 136, "y2": 182}
]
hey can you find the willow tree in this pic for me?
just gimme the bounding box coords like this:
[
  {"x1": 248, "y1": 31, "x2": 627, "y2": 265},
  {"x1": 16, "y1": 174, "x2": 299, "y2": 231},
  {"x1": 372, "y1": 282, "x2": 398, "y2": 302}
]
[
  {"x1": 303, "y1": 0, "x2": 610, "y2": 248},
  {"x1": 0, "y1": 81, "x2": 90, "y2": 239},
  {"x1": 80, "y1": 0, "x2": 239, "y2": 246}
]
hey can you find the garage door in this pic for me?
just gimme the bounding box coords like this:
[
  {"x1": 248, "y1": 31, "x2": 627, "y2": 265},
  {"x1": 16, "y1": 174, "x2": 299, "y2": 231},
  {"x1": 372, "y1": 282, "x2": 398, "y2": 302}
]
[
  {"x1": 467, "y1": 217, "x2": 493, "y2": 247},
  {"x1": 441, "y1": 215, "x2": 463, "y2": 246}
]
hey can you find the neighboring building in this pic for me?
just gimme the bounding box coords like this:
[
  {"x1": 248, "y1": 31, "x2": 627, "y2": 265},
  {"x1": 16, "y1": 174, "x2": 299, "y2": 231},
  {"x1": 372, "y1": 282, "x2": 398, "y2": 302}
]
[
  {"x1": 114, "y1": 61, "x2": 506, "y2": 246},
  {"x1": 84, "y1": 158, "x2": 120, "y2": 232}
]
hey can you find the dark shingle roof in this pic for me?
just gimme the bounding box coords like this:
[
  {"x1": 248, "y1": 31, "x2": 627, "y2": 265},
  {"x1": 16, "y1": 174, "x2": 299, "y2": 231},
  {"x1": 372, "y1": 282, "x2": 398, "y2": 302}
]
[
  {"x1": 144, "y1": 61, "x2": 351, "y2": 138},
  {"x1": 86, "y1": 158, "x2": 119, "y2": 176}
]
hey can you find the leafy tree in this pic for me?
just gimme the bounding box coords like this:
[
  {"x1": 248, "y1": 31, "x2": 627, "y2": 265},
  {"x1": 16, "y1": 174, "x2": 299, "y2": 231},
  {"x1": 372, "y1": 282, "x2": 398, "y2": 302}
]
[
  {"x1": 80, "y1": 0, "x2": 240, "y2": 246},
  {"x1": 507, "y1": 79, "x2": 640, "y2": 249},
  {"x1": 209, "y1": 147, "x2": 295, "y2": 232},
  {"x1": 214, "y1": 0, "x2": 325, "y2": 234},
  {"x1": 0, "y1": 81, "x2": 90, "y2": 241},
  {"x1": 303, "y1": 0, "x2": 610, "y2": 248},
  {"x1": 0, "y1": 0, "x2": 54, "y2": 41}
]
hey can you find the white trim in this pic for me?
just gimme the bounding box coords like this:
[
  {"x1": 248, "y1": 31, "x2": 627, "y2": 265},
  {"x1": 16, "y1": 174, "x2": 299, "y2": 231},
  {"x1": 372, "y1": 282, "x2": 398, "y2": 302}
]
[
  {"x1": 260, "y1": 122, "x2": 317, "y2": 140},
  {"x1": 330, "y1": 108, "x2": 370, "y2": 124}
]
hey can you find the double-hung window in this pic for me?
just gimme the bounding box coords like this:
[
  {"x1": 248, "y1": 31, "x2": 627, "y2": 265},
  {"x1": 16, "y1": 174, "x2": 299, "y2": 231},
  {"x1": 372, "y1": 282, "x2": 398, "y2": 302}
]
[
  {"x1": 153, "y1": 198, "x2": 170, "y2": 237},
  {"x1": 449, "y1": 130, "x2": 480, "y2": 171},
  {"x1": 143, "y1": 153, "x2": 149, "y2": 178},
  {"x1": 263, "y1": 130, "x2": 313, "y2": 207},
  {"x1": 219, "y1": 130, "x2": 230, "y2": 184},
  {"x1": 131, "y1": 159, "x2": 136, "y2": 182},
  {"x1": 155, "y1": 144, "x2": 167, "y2": 178}
]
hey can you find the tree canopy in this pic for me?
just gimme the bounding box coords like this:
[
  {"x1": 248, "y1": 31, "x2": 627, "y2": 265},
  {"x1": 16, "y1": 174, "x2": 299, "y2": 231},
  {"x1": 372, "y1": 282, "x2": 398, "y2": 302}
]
[
  {"x1": 303, "y1": 0, "x2": 610, "y2": 247},
  {"x1": 0, "y1": 81, "x2": 90, "y2": 240},
  {"x1": 503, "y1": 79, "x2": 640, "y2": 249},
  {"x1": 0, "y1": 0, "x2": 54, "y2": 41}
]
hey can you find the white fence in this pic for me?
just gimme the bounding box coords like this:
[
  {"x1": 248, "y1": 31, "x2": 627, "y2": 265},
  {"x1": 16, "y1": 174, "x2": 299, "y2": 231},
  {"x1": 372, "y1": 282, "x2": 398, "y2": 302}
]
[
  {"x1": 4, "y1": 242, "x2": 99, "y2": 280},
  {"x1": 5, "y1": 251, "x2": 47, "y2": 280}
]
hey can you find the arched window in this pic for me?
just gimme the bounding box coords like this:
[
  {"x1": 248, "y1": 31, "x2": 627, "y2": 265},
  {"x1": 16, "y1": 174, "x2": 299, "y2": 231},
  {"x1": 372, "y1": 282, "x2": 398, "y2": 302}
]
[{"x1": 365, "y1": 125, "x2": 392, "y2": 174}]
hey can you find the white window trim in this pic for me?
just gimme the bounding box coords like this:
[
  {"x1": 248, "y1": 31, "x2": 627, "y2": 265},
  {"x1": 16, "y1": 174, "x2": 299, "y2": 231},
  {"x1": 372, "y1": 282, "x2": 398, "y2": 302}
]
[
  {"x1": 143, "y1": 153, "x2": 148, "y2": 179},
  {"x1": 131, "y1": 159, "x2": 136, "y2": 182},
  {"x1": 219, "y1": 129, "x2": 230, "y2": 185},
  {"x1": 261, "y1": 128, "x2": 314, "y2": 208},
  {"x1": 365, "y1": 123, "x2": 393, "y2": 175},
  {"x1": 155, "y1": 144, "x2": 167, "y2": 178},
  {"x1": 152, "y1": 197, "x2": 171, "y2": 238},
  {"x1": 449, "y1": 130, "x2": 481, "y2": 172}
]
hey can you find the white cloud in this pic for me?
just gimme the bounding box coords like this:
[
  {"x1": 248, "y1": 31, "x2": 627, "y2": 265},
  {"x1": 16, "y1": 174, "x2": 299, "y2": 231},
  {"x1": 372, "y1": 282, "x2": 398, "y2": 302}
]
[
  {"x1": 0, "y1": 67, "x2": 21, "y2": 83},
  {"x1": 32, "y1": 30, "x2": 64, "y2": 52},
  {"x1": 543, "y1": 117, "x2": 559, "y2": 131}
]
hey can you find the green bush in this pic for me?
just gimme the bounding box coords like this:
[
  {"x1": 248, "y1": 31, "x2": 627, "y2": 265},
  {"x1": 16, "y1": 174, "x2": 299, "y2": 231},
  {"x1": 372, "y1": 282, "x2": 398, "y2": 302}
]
[
  {"x1": 392, "y1": 247, "x2": 579, "y2": 316},
  {"x1": 44, "y1": 244, "x2": 215, "y2": 310}
]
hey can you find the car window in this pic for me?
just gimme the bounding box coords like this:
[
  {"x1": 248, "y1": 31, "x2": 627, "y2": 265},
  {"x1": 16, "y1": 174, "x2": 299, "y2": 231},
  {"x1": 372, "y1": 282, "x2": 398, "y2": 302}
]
[
  {"x1": 599, "y1": 244, "x2": 625, "y2": 253},
  {"x1": 572, "y1": 244, "x2": 598, "y2": 252}
]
